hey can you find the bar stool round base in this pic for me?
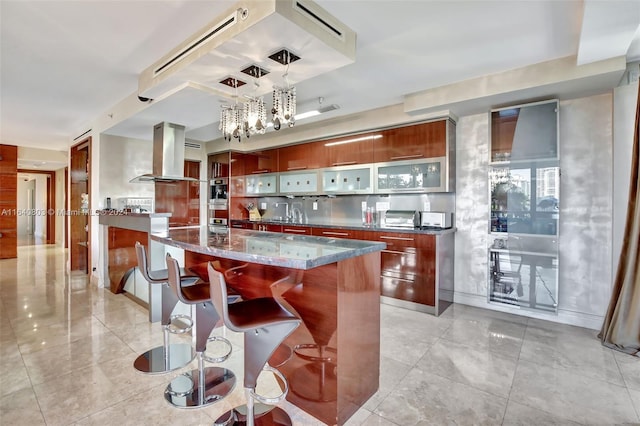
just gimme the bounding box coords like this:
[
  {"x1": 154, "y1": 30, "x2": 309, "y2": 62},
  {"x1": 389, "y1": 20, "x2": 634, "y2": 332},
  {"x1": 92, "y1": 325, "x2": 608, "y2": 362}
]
[
  {"x1": 133, "y1": 344, "x2": 194, "y2": 374},
  {"x1": 165, "y1": 367, "x2": 236, "y2": 409},
  {"x1": 214, "y1": 405, "x2": 292, "y2": 426}
]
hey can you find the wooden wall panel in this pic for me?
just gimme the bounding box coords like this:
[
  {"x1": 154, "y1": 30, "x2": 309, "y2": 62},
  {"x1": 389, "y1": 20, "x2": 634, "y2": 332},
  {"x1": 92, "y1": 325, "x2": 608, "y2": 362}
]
[{"x1": 0, "y1": 145, "x2": 18, "y2": 259}]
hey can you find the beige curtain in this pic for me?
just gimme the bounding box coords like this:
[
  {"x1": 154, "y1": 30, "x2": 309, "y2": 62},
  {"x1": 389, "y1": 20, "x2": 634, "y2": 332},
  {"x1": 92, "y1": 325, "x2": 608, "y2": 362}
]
[{"x1": 599, "y1": 83, "x2": 640, "y2": 356}]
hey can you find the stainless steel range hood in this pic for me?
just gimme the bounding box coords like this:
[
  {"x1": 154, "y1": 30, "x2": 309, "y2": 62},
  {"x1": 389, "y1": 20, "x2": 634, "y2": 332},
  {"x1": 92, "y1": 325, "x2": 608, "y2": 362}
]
[{"x1": 130, "y1": 122, "x2": 198, "y2": 183}]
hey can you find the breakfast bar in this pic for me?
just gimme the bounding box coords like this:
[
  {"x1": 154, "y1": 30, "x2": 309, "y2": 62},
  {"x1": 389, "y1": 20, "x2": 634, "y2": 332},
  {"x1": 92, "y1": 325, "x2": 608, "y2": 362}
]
[{"x1": 150, "y1": 226, "x2": 385, "y2": 426}]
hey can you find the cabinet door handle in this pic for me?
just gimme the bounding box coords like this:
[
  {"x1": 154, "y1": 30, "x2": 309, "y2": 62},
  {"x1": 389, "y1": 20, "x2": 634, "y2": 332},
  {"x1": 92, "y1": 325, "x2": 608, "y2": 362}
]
[
  {"x1": 251, "y1": 170, "x2": 270, "y2": 174},
  {"x1": 284, "y1": 228, "x2": 307, "y2": 233},
  {"x1": 322, "y1": 231, "x2": 349, "y2": 236},
  {"x1": 0, "y1": 232, "x2": 3, "y2": 238},
  {"x1": 390, "y1": 154, "x2": 423, "y2": 160},
  {"x1": 382, "y1": 249, "x2": 408, "y2": 255},
  {"x1": 379, "y1": 236, "x2": 414, "y2": 242},
  {"x1": 332, "y1": 161, "x2": 357, "y2": 166},
  {"x1": 287, "y1": 166, "x2": 307, "y2": 171}
]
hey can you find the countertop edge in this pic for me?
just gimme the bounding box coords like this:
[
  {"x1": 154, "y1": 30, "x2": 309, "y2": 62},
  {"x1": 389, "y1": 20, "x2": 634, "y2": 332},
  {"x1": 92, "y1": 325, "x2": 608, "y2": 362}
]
[{"x1": 231, "y1": 219, "x2": 456, "y2": 235}]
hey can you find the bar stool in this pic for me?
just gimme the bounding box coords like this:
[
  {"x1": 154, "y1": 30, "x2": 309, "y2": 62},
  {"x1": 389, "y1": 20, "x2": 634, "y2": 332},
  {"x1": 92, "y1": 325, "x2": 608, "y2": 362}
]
[
  {"x1": 207, "y1": 263, "x2": 301, "y2": 426},
  {"x1": 165, "y1": 254, "x2": 236, "y2": 409},
  {"x1": 133, "y1": 242, "x2": 198, "y2": 374}
]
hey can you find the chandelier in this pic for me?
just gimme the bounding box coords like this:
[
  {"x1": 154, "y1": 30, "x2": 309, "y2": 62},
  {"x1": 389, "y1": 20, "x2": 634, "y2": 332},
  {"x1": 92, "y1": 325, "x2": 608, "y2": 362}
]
[{"x1": 218, "y1": 49, "x2": 300, "y2": 142}]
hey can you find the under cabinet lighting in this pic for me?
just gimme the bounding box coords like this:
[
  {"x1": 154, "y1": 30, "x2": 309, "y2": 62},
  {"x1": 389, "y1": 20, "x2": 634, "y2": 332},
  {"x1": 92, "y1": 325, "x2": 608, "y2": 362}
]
[{"x1": 325, "y1": 134, "x2": 382, "y2": 147}]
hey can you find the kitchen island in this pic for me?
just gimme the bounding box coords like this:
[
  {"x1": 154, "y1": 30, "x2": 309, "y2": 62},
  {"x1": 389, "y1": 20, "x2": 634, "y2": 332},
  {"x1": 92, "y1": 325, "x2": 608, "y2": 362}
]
[{"x1": 150, "y1": 226, "x2": 385, "y2": 426}]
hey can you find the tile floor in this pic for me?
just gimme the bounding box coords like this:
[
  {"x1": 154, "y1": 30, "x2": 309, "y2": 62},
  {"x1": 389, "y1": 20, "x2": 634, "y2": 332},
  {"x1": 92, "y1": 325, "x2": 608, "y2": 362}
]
[{"x1": 1, "y1": 244, "x2": 638, "y2": 425}]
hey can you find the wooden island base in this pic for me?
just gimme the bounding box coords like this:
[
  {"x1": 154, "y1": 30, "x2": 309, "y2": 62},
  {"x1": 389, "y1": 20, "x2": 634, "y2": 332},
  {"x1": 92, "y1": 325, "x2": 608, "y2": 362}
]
[{"x1": 186, "y1": 250, "x2": 381, "y2": 426}]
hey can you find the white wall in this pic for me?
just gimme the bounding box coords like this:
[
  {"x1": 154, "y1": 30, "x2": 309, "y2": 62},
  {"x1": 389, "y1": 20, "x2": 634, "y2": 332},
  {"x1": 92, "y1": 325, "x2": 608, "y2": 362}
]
[
  {"x1": 16, "y1": 179, "x2": 35, "y2": 236},
  {"x1": 33, "y1": 175, "x2": 47, "y2": 238},
  {"x1": 454, "y1": 93, "x2": 614, "y2": 330},
  {"x1": 55, "y1": 168, "x2": 65, "y2": 246}
]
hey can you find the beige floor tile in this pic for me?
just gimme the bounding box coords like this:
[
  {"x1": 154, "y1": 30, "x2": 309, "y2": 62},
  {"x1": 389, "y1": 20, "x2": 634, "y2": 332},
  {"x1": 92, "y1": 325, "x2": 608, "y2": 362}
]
[
  {"x1": 34, "y1": 353, "x2": 168, "y2": 425},
  {"x1": 363, "y1": 355, "x2": 412, "y2": 411},
  {"x1": 629, "y1": 388, "x2": 640, "y2": 421},
  {"x1": 510, "y1": 359, "x2": 638, "y2": 424},
  {"x1": 520, "y1": 322, "x2": 625, "y2": 386},
  {"x1": 502, "y1": 401, "x2": 581, "y2": 425},
  {"x1": 439, "y1": 317, "x2": 525, "y2": 358},
  {"x1": 438, "y1": 303, "x2": 529, "y2": 326},
  {"x1": 614, "y1": 351, "x2": 640, "y2": 391},
  {"x1": 380, "y1": 327, "x2": 436, "y2": 366},
  {"x1": 23, "y1": 330, "x2": 135, "y2": 385},
  {"x1": 0, "y1": 386, "x2": 45, "y2": 425},
  {"x1": 16, "y1": 316, "x2": 111, "y2": 355},
  {"x1": 74, "y1": 383, "x2": 215, "y2": 426},
  {"x1": 416, "y1": 338, "x2": 517, "y2": 398},
  {"x1": 375, "y1": 368, "x2": 507, "y2": 425},
  {"x1": 0, "y1": 344, "x2": 31, "y2": 397}
]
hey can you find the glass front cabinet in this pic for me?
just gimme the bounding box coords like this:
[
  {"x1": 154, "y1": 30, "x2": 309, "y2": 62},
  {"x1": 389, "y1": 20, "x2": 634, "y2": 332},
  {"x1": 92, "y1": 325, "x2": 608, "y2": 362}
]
[{"x1": 488, "y1": 99, "x2": 559, "y2": 313}]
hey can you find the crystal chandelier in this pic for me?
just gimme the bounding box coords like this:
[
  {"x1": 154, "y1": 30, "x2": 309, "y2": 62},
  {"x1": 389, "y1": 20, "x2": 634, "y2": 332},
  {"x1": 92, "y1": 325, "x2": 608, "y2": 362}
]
[
  {"x1": 271, "y1": 86, "x2": 296, "y2": 130},
  {"x1": 218, "y1": 50, "x2": 301, "y2": 142}
]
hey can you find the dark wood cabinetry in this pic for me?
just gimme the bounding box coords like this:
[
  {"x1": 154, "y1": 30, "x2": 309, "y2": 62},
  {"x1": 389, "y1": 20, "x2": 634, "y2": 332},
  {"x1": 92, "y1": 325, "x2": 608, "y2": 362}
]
[
  {"x1": 0, "y1": 144, "x2": 17, "y2": 259},
  {"x1": 360, "y1": 230, "x2": 437, "y2": 308},
  {"x1": 208, "y1": 151, "x2": 230, "y2": 179},
  {"x1": 242, "y1": 149, "x2": 278, "y2": 175},
  {"x1": 278, "y1": 141, "x2": 327, "y2": 171},
  {"x1": 324, "y1": 133, "x2": 376, "y2": 166},
  {"x1": 374, "y1": 120, "x2": 447, "y2": 163},
  {"x1": 311, "y1": 227, "x2": 360, "y2": 239}
]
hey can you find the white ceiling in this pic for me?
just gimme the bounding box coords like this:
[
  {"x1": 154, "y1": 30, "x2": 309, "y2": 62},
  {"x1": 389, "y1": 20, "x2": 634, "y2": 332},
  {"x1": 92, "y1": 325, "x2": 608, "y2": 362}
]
[{"x1": 1, "y1": 0, "x2": 639, "y2": 151}]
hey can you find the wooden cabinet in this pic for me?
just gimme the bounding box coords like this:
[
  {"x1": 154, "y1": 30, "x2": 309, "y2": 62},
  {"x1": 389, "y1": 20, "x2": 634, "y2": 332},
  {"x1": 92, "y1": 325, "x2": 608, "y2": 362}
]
[
  {"x1": 278, "y1": 141, "x2": 327, "y2": 172},
  {"x1": 0, "y1": 145, "x2": 17, "y2": 259},
  {"x1": 324, "y1": 133, "x2": 376, "y2": 166},
  {"x1": 360, "y1": 230, "x2": 437, "y2": 308},
  {"x1": 374, "y1": 120, "x2": 447, "y2": 163},
  {"x1": 243, "y1": 149, "x2": 278, "y2": 175},
  {"x1": 311, "y1": 227, "x2": 360, "y2": 239},
  {"x1": 208, "y1": 151, "x2": 230, "y2": 179}
]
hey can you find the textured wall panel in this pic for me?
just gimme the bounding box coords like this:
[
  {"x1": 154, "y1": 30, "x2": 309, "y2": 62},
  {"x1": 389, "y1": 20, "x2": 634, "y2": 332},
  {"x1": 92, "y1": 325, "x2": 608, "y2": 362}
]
[
  {"x1": 454, "y1": 113, "x2": 490, "y2": 296},
  {"x1": 558, "y1": 94, "x2": 613, "y2": 317}
]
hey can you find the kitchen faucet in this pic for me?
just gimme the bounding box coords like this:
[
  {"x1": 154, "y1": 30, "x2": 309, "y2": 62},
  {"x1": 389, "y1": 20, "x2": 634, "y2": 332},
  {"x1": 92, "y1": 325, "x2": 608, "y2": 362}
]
[{"x1": 291, "y1": 201, "x2": 305, "y2": 224}]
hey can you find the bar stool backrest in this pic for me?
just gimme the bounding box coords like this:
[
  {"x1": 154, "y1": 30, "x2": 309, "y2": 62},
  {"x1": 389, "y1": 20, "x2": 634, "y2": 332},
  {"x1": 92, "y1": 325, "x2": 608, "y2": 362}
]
[
  {"x1": 135, "y1": 242, "x2": 155, "y2": 283},
  {"x1": 207, "y1": 262, "x2": 237, "y2": 332},
  {"x1": 166, "y1": 254, "x2": 190, "y2": 305}
]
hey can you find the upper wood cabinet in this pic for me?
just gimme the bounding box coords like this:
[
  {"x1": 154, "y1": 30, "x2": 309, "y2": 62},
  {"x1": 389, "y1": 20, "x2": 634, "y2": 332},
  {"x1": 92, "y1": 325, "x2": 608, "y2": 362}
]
[
  {"x1": 374, "y1": 120, "x2": 447, "y2": 163},
  {"x1": 242, "y1": 149, "x2": 279, "y2": 175},
  {"x1": 208, "y1": 151, "x2": 230, "y2": 179},
  {"x1": 324, "y1": 133, "x2": 377, "y2": 166},
  {"x1": 278, "y1": 141, "x2": 327, "y2": 172}
]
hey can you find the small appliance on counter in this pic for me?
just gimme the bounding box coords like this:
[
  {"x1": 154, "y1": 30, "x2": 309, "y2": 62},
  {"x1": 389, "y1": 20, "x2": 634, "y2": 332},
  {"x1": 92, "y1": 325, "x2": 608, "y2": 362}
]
[
  {"x1": 419, "y1": 211, "x2": 452, "y2": 229},
  {"x1": 383, "y1": 210, "x2": 418, "y2": 229}
]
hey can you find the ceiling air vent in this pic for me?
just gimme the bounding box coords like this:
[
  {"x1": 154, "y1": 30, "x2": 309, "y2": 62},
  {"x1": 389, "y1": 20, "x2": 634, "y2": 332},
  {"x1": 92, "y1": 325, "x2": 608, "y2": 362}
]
[
  {"x1": 153, "y1": 10, "x2": 240, "y2": 78},
  {"x1": 294, "y1": 0, "x2": 344, "y2": 39},
  {"x1": 185, "y1": 141, "x2": 202, "y2": 150}
]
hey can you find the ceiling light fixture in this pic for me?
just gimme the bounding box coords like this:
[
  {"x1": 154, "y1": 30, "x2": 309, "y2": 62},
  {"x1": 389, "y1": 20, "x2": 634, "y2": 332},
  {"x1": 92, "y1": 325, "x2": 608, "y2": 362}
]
[
  {"x1": 270, "y1": 49, "x2": 299, "y2": 131},
  {"x1": 295, "y1": 97, "x2": 340, "y2": 120}
]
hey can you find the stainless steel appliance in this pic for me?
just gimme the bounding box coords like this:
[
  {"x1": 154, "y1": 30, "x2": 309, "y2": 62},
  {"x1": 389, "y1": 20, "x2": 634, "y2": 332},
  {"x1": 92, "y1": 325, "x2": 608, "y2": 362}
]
[
  {"x1": 383, "y1": 210, "x2": 418, "y2": 228},
  {"x1": 210, "y1": 177, "x2": 228, "y2": 210},
  {"x1": 419, "y1": 211, "x2": 452, "y2": 229}
]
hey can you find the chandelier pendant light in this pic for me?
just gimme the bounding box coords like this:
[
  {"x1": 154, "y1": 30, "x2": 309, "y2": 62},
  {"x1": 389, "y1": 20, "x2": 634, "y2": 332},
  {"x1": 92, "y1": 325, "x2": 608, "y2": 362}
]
[{"x1": 270, "y1": 49, "x2": 298, "y2": 131}]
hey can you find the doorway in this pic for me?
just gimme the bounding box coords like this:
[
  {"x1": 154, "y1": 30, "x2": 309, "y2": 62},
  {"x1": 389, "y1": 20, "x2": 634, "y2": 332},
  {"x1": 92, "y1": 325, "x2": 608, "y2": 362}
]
[
  {"x1": 69, "y1": 138, "x2": 90, "y2": 273},
  {"x1": 16, "y1": 169, "x2": 57, "y2": 246}
]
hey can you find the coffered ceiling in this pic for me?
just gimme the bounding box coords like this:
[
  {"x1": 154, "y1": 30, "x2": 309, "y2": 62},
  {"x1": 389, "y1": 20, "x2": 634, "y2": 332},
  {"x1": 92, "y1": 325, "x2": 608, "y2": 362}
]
[{"x1": 1, "y1": 0, "x2": 639, "y2": 151}]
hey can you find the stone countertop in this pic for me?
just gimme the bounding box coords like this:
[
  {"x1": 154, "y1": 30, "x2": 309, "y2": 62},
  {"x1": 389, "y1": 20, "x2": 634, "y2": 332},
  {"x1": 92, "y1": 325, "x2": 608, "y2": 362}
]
[
  {"x1": 231, "y1": 218, "x2": 456, "y2": 235},
  {"x1": 96, "y1": 210, "x2": 172, "y2": 218},
  {"x1": 151, "y1": 226, "x2": 386, "y2": 270}
]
